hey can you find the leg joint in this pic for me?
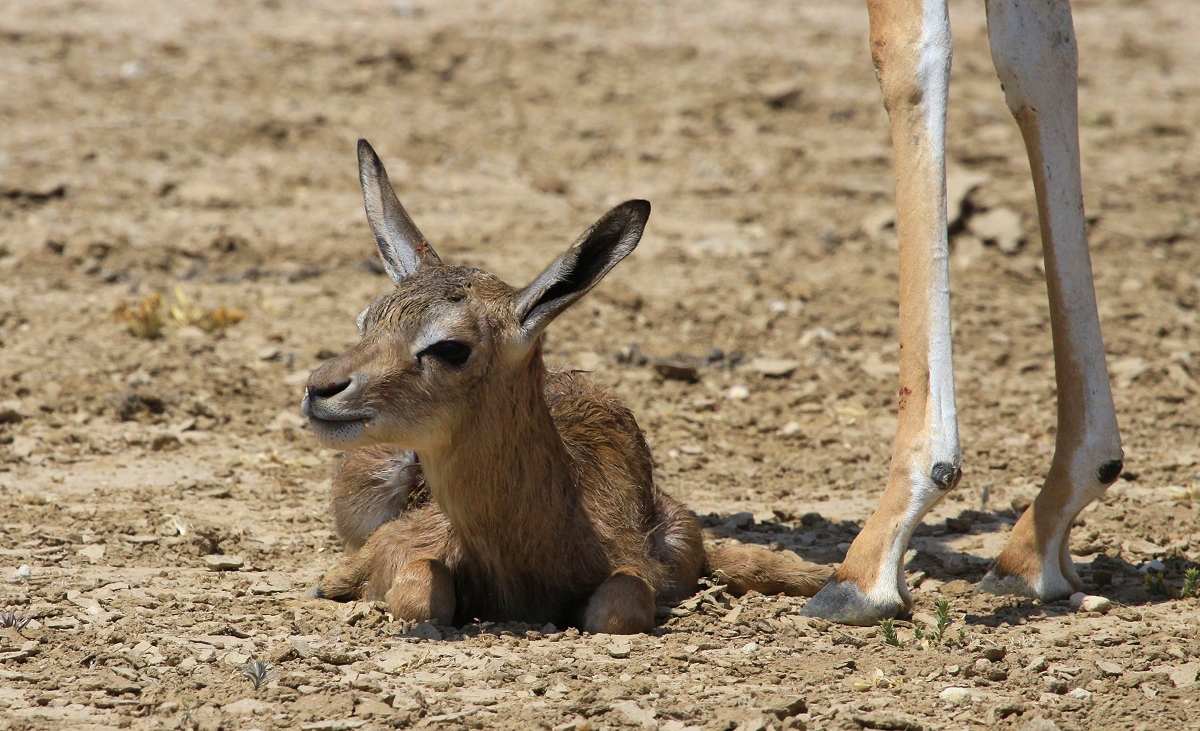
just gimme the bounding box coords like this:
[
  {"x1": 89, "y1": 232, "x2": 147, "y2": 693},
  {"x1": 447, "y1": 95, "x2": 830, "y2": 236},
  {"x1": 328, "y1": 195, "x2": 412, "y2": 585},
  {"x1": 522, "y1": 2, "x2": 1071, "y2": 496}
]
[
  {"x1": 1097, "y1": 459, "x2": 1123, "y2": 485},
  {"x1": 930, "y1": 461, "x2": 962, "y2": 491}
]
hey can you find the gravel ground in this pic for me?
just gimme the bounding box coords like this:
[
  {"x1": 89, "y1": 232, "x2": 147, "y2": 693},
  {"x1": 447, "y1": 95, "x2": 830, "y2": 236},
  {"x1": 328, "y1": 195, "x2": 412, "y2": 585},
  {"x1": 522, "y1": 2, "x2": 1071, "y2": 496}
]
[{"x1": 1, "y1": 0, "x2": 1199, "y2": 729}]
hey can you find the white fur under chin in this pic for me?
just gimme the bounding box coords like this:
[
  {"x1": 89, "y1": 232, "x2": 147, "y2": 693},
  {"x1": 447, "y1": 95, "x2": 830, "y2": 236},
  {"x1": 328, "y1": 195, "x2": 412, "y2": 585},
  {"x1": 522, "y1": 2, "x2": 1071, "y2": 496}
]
[{"x1": 308, "y1": 417, "x2": 368, "y2": 448}]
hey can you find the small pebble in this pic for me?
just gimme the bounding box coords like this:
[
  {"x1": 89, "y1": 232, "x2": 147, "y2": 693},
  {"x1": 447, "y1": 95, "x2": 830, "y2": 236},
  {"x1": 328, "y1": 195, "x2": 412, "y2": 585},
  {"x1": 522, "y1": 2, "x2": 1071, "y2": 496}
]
[
  {"x1": 1069, "y1": 592, "x2": 1112, "y2": 614},
  {"x1": 750, "y1": 358, "x2": 800, "y2": 378},
  {"x1": 939, "y1": 687, "x2": 973, "y2": 705},
  {"x1": 779, "y1": 421, "x2": 803, "y2": 437},
  {"x1": 203, "y1": 555, "x2": 245, "y2": 571},
  {"x1": 725, "y1": 385, "x2": 750, "y2": 401},
  {"x1": 1096, "y1": 661, "x2": 1124, "y2": 677}
]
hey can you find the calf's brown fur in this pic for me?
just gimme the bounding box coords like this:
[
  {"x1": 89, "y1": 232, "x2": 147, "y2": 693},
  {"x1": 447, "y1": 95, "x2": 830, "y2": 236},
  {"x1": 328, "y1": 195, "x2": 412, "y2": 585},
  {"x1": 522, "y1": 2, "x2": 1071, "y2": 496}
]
[{"x1": 303, "y1": 140, "x2": 830, "y2": 633}]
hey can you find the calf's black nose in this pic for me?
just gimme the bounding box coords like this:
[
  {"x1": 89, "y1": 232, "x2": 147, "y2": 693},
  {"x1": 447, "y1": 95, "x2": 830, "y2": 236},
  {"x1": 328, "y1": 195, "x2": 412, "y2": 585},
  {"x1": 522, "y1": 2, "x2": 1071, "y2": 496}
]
[{"x1": 309, "y1": 379, "x2": 352, "y2": 399}]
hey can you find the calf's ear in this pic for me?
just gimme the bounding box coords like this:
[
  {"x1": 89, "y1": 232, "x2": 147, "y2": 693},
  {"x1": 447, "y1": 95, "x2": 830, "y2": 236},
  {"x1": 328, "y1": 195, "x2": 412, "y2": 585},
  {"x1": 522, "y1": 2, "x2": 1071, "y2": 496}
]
[{"x1": 514, "y1": 200, "x2": 650, "y2": 344}]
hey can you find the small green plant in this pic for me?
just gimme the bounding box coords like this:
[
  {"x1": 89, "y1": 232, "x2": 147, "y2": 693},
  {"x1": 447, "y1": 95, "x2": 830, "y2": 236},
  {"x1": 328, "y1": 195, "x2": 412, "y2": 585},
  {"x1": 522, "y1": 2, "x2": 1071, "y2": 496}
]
[
  {"x1": 114, "y1": 292, "x2": 165, "y2": 339},
  {"x1": 1144, "y1": 570, "x2": 1171, "y2": 597},
  {"x1": 240, "y1": 658, "x2": 275, "y2": 690},
  {"x1": 168, "y1": 286, "x2": 245, "y2": 333},
  {"x1": 880, "y1": 618, "x2": 901, "y2": 647},
  {"x1": 934, "y1": 599, "x2": 952, "y2": 642},
  {"x1": 115, "y1": 288, "x2": 245, "y2": 340},
  {"x1": 912, "y1": 624, "x2": 926, "y2": 642},
  {"x1": 1181, "y1": 568, "x2": 1200, "y2": 598}
]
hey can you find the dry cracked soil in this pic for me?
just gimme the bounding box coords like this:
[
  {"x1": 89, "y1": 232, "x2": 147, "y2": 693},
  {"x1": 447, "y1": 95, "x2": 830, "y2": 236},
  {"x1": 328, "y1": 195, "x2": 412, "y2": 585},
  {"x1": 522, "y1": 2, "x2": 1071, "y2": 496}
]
[{"x1": 1, "y1": 0, "x2": 1199, "y2": 730}]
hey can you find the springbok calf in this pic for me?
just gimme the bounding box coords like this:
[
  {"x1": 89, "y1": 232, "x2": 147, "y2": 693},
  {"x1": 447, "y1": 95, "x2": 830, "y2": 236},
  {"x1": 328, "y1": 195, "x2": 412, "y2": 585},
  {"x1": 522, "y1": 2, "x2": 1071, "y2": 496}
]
[{"x1": 302, "y1": 140, "x2": 830, "y2": 633}]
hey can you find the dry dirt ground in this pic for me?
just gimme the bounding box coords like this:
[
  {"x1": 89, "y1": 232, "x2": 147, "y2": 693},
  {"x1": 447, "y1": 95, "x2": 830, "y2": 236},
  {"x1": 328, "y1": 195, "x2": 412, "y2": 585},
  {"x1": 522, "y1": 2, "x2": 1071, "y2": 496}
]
[{"x1": 1, "y1": 0, "x2": 1199, "y2": 729}]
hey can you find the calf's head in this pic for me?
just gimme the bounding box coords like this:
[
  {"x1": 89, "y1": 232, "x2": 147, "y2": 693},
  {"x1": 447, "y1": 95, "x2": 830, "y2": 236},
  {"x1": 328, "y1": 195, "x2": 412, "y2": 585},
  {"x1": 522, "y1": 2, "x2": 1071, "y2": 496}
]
[{"x1": 302, "y1": 140, "x2": 650, "y2": 452}]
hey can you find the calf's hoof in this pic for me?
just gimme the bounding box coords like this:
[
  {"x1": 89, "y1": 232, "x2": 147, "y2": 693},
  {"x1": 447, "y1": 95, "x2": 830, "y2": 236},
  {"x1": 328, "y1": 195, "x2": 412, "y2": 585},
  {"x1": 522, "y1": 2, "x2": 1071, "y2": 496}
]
[
  {"x1": 385, "y1": 558, "x2": 456, "y2": 626},
  {"x1": 800, "y1": 579, "x2": 906, "y2": 626},
  {"x1": 583, "y1": 570, "x2": 656, "y2": 634}
]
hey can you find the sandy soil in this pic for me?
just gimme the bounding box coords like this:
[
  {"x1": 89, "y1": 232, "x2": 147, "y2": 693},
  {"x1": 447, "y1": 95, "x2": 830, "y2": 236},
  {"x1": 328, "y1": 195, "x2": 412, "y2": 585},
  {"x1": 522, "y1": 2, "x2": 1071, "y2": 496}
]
[{"x1": 1, "y1": 0, "x2": 1199, "y2": 729}]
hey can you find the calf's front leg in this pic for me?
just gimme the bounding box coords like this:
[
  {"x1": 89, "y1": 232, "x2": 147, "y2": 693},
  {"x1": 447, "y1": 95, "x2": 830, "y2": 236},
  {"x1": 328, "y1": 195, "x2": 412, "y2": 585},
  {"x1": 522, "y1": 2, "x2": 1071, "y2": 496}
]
[
  {"x1": 582, "y1": 569, "x2": 656, "y2": 634},
  {"x1": 386, "y1": 558, "x2": 456, "y2": 626}
]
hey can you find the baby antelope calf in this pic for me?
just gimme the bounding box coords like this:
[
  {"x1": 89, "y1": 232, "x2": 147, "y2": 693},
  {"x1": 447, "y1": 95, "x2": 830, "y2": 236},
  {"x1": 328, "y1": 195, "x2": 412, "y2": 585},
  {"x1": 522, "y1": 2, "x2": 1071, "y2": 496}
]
[{"x1": 302, "y1": 140, "x2": 831, "y2": 633}]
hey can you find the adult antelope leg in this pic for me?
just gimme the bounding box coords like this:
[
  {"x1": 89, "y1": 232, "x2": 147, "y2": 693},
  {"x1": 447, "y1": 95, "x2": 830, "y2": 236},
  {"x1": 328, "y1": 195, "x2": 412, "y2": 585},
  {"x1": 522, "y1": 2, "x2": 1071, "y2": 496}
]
[
  {"x1": 804, "y1": 0, "x2": 961, "y2": 625},
  {"x1": 978, "y1": 0, "x2": 1123, "y2": 599}
]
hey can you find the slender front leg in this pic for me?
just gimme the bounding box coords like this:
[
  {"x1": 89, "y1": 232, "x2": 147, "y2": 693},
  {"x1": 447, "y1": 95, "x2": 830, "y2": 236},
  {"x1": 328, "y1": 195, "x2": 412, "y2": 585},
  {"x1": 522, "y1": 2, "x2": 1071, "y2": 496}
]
[
  {"x1": 978, "y1": 0, "x2": 1122, "y2": 600},
  {"x1": 804, "y1": 0, "x2": 961, "y2": 625}
]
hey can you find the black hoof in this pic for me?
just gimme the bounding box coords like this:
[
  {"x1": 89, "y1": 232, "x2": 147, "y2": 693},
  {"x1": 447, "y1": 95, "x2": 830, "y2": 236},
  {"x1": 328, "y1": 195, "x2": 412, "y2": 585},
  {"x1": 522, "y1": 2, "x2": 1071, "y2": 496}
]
[{"x1": 799, "y1": 580, "x2": 903, "y2": 626}]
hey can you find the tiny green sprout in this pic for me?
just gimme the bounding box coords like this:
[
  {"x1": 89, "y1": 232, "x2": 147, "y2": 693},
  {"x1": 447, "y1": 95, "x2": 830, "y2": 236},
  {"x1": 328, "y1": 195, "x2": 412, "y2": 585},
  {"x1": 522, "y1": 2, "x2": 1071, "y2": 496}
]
[
  {"x1": 880, "y1": 618, "x2": 901, "y2": 647},
  {"x1": 240, "y1": 658, "x2": 275, "y2": 690},
  {"x1": 1144, "y1": 570, "x2": 1171, "y2": 597},
  {"x1": 1181, "y1": 568, "x2": 1200, "y2": 599},
  {"x1": 934, "y1": 599, "x2": 952, "y2": 642},
  {"x1": 912, "y1": 624, "x2": 926, "y2": 642}
]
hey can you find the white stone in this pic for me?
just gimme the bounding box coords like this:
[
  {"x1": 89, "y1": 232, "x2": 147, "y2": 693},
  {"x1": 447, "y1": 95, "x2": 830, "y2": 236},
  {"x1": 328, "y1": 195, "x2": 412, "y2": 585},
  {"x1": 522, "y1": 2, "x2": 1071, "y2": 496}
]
[
  {"x1": 725, "y1": 385, "x2": 750, "y2": 401},
  {"x1": 779, "y1": 421, "x2": 803, "y2": 437},
  {"x1": 1067, "y1": 687, "x2": 1092, "y2": 700},
  {"x1": 1080, "y1": 595, "x2": 1112, "y2": 614},
  {"x1": 939, "y1": 686, "x2": 973, "y2": 704},
  {"x1": 750, "y1": 358, "x2": 800, "y2": 378}
]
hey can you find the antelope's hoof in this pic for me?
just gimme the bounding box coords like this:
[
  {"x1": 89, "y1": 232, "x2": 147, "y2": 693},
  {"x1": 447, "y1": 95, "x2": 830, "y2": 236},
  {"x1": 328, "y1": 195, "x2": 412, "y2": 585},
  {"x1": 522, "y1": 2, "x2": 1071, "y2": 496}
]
[
  {"x1": 305, "y1": 584, "x2": 326, "y2": 599},
  {"x1": 977, "y1": 568, "x2": 1077, "y2": 601},
  {"x1": 800, "y1": 580, "x2": 905, "y2": 626}
]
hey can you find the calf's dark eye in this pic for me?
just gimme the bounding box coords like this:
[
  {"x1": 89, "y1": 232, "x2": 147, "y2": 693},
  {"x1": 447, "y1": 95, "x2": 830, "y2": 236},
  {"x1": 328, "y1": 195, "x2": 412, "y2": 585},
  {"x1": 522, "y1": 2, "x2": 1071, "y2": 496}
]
[{"x1": 419, "y1": 340, "x2": 472, "y2": 368}]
